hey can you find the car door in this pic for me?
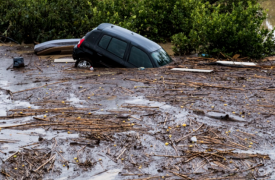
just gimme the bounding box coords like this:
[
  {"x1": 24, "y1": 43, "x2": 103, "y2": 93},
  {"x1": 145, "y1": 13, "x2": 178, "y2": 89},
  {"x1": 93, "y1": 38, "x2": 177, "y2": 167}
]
[
  {"x1": 94, "y1": 35, "x2": 128, "y2": 67},
  {"x1": 124, "y1": 45, "x2": 155, "y2": 68}
]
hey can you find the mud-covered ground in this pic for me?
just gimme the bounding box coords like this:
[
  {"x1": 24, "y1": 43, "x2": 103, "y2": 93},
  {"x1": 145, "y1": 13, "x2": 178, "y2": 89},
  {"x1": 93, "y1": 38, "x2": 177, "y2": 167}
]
[{"x1": 0, "y1": 42, "x2": 275, "y2": 180}]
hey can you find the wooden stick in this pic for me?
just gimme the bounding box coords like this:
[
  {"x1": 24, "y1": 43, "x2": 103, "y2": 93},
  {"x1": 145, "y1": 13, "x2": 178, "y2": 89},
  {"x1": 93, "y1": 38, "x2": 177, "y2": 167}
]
[
  {"x1": 1, "y1": 170, "x2": 11, "y2": 177},
  {"x1": 172, "y1": 143, "x2": 179, "y2": 156},
  {"x1": 0, "y1": 122, "x2": 133, "y2": 129},
  {"x1": 79, "y1": 89, "x2": 87, "y2": 93},
  {"x1": 130, "y1": 116, "x2": 142, "y2": 121},
  {"x1": 56, "y1": 150, "x2": 68, "y2": 166},
  {"x1": 120, "y1": 87, "x2": 134, "y2": 94},
  {"x1": 0, "y1": 113, "x2": 36, "y2": 119},
  {"x1": 163, "y1": 114, "x2": 168, "y2": 126},
  {"x1": 26, "y1": 159, "x2": 34, "y2": 169},
  {"x1": 77, "y1": 145, "x2": 86, "y2": 161},
  {"x1": 34, "y1": 63, "x2": 43, "y2": 72},
  {"x1": 131, "y1": 176, "x2": 171, "y2": 180},
  {"x1": 19, "y1": 142, "x2": 39, "y2": 148},
  {"x1": 4, "y1": 151, "x2": 19, "y2": 162},
  {"x1": 237, "y1": 131, "x2": 255, "y2": 137},
  {"x1": 6, "y1": 63, "x2": 13, "y2": 70},
  {"x1": 33, "y1": 117, "x2": 51, "y2": 122},
  {"x1": 12, "y1": 80, "x2": 67, "y2": 94},
  {"x1": 232, "y1": 134, "x2": 246, "y2": 142},
  {"x1": 240, "y1": 163, "x2": 263, "y2": 172},
  {"x1": 121, "y1": 105, "x2": 159, "y2": 108},
  {"x1": 194, "y1": 160, "x2": 207, "y2": 173},
  {"x1": 212, "y1": 161, "x2": 232, "y2": 170},
  {"x1": 149, "y1": 154, "x2": 185, "y2": 158},
  {"x1": 176, "y1": 124, "x2": 204, "y2": 143},
  {"x1": 116, "y1": 148, "x2": 127, "y2": 160},
  {"x1": 34, "y1": 154, "x2": 56, "y2": 172},
  {"x1": 169, "y1": 171, "x2": 192, "y2": 180},
  {"x1": 47, "y1": 160, "x2": 55, "y2": 172},
  {"x1": 9, "y1": 107, "x2": 75, "y2": 112},
  {"x1": 226, "y1": 140, "x2": 248, "y2": 150},
  {"x1": 51, "y1": 138, "x2": 57, "y2": 151}
]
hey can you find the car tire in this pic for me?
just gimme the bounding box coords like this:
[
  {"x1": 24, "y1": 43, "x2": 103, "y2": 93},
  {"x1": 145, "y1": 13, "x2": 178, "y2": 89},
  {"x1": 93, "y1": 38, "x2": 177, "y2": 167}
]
[{"x1": 75, "y1": 58, "x2": 93, "y2": 69}]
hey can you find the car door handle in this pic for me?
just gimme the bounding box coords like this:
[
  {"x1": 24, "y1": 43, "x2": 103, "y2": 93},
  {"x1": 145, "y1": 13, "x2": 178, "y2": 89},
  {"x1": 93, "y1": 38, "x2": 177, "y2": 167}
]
[{"x1": 97, "y1": 53, "x2": 102, "y2": 56}]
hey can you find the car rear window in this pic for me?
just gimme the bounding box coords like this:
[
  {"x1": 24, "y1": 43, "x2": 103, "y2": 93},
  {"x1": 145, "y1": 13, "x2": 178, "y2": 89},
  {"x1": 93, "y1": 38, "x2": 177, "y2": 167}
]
[
  {"x1": 128, "y1": 46, "x2": 153, "y2": 68},
  {"x1": 151, "y1": 48, "x2": 172, "y2": 66},
  {"x1": 85, "y1": 28, "x2": 101, "y2": 42},
  {"x1": 98, "y1": 35, "x2": 112, "y2": 49},
  {"x1": 107, "y1": 38, "x2": 127, "y2": 59}
]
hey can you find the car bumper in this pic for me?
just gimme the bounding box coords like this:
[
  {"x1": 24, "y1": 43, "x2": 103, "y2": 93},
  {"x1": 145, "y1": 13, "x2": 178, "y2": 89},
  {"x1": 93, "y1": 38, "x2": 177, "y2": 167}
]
[{"x1": 72, "y1": 45, "x2": 84, "y2": 60}]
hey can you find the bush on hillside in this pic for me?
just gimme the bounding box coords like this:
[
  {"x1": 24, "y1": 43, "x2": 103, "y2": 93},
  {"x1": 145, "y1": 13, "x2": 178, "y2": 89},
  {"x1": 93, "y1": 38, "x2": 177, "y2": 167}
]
[
  {"x1": 203, "y1": 0, "x2": 258, "y2": 11},
  {"x1": 0, "y1": 0, "x2": 274, "y2": 58},
  {"x1": 172, "y1": 2, "x2": 275, "y2": 58},
  {"x1": 91, "y1": 0, "x2": 201, "y2": 42},
  {"x1": 0, "y1": 0, "x2": 99, "y2": 43}
]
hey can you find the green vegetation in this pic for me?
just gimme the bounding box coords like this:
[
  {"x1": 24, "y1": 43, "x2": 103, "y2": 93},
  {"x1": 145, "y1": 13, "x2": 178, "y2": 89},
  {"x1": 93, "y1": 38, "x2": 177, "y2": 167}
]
[
  {"x1": 0, "y1": 0, "x2": 99, "y2": 43},
  {"x1": 0, "y1": 0, "x2": 274, "y2": 58},
  {"x1": 171, "y1": 1, "x2": 275, "y2": 58}
]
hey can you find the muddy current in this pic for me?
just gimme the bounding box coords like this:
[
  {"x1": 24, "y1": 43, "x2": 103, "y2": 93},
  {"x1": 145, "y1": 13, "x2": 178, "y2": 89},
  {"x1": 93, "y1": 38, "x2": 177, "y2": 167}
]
[{"x1": 0, "y1": 43, "x2": 275, "y2": 179}]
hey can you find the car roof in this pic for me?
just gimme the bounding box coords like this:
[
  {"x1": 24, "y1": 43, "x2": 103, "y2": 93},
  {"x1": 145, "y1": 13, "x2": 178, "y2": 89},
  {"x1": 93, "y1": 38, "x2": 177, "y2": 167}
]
[{"x1": 97, "y1": 23, "x2": 161, "y2": 53}]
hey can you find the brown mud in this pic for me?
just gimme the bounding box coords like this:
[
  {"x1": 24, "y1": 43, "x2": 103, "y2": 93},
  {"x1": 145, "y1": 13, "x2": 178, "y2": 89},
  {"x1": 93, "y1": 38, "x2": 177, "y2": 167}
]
[{"x1": 0, "y1": 42, "x2": 275, "y2": 180}]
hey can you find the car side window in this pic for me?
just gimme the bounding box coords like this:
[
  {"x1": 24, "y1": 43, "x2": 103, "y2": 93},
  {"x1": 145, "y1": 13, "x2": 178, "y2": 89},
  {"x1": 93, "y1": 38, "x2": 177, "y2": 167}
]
[
  {"x1": 98, "y1": 35, "x2": 112, "y2": 49},
  {"x1": 128, "y1": 46, "x2": 153, "y2": 68},
  {"x1": 107, "y1": 38, "x2": 127, "y2": 59}
]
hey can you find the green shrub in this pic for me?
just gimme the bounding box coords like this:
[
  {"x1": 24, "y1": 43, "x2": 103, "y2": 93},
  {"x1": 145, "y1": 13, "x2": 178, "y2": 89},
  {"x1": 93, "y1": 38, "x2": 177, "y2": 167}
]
[
  {"x1": 120, "y1": 0, "x2": 193, "y2": 42},
  {"x1": 0, "y1": 0, "x2": 99, "y2": 43},
  {"x1": 92, "y1": 0, "x2": 195, "y2": 42},
  {"x1": 203, "y1": 0, "x2": 259, "y2": 12},
  {"x1": 0, "y1": 0, "x2": 206, "y2": 42},
  {"x1": 0, "y1": 0, "x2": 274, "y2": 59},
  {"x1": 172, "y1": 2, "x2": 275, "y2": 58}
]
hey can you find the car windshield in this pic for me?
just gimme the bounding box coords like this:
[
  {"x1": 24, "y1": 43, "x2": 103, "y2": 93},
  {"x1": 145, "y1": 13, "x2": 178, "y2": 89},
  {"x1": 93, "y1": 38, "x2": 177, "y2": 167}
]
[{"x1": 151, "y1": 48, "x2": 172, "y2": 66}]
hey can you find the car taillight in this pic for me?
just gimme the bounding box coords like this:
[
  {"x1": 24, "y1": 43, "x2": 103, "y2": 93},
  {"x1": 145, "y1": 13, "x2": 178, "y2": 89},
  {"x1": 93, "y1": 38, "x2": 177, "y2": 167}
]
[{"x1": 77, "y1": 38, "x2": 85, "y2": 48}]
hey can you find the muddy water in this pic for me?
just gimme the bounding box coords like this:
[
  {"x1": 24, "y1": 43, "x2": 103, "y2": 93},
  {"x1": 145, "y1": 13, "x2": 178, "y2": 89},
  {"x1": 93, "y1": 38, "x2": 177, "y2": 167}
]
[
  {"x1": 159, "y1": 43, "x2": 174, "y2": 56},
  {"x1": 261, "y1": 1, "x2": 275, "y2": 30},
  {"x1": 0, "y1": 49, "x2": 188, "y2": 179},
  {"x1": 1, "y1": 43, "x2": 275, "y2": 179}
]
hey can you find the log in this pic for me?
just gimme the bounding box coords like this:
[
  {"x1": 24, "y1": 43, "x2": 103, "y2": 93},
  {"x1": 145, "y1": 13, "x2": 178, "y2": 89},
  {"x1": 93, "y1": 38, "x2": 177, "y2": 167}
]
[{"x1": 34, "y1": 154, "x2": 56, "y2": 172}]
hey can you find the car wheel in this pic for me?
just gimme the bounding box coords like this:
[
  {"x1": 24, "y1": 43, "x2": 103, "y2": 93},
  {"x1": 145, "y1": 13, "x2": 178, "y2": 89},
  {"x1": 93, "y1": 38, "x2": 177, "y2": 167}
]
[{"x1": 75, "y1": 59, "x2": 93, "y2": 69}]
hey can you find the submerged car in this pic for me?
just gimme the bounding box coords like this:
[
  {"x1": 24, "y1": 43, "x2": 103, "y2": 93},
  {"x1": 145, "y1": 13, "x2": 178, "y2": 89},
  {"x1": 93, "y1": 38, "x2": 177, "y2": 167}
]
[{"x1": 73, "y1": 23, "x2": 172, "y2": 68}]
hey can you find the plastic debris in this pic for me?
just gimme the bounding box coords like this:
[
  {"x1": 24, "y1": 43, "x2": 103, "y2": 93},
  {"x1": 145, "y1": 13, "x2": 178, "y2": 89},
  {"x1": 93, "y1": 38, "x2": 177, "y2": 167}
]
[
  {"x1": 13, "y1": 57, "x2": 25, "y2": 68},
  {"x1": 54, "y1": 59, "x2": 76, "y2": 63},
  {"x1": 216, "y1": 61, "x2": 257, "y2": 66},
  {"x1": 191, "y1": 136, "x2": 197, "y2": 143},
  {"x1": 171, "y1": 68, "x2": 213, "y2": 73}
]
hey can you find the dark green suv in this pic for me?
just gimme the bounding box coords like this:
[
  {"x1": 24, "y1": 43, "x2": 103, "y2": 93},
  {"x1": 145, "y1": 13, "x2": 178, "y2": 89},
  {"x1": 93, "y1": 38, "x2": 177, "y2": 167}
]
[{"x1": 73, "y1": 23, "x2": 172, "y2": 68}]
